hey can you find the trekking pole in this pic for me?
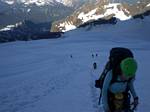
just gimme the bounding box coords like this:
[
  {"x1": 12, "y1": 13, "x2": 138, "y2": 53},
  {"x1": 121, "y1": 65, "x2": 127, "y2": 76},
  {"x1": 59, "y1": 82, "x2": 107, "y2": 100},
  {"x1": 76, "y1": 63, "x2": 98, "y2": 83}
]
[{"x1": 98, "y1": 92, "x2": 102, "y2": 105}]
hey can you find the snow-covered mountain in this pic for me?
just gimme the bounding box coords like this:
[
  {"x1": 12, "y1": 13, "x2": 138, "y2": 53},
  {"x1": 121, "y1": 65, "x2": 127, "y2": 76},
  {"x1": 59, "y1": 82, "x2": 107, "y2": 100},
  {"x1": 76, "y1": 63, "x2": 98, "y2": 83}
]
[
  {"x1": 0, "y1": 0, "x2": 97, "y2": 28},
  {"x1": 0, "y1": 1, "x2": 74, "y2": 28},
  {"x1": 51, "y1": 1, "x2": 150, "y2": 32},
  {"x1": 1, "y1": 0, "x2": 64, "y2": 6},
  {"x1": 1, "y1": 2, "x2": 150, "y2": 43},
  {"x1": 1, "y1": 0, "x2": 150, "y2": 43},
  {"x1": 1, "y1": 0, "x2": 147, "y2": 7},
  {"x1": 0, "y1": 0, "x2": 96, "y2": 7}
]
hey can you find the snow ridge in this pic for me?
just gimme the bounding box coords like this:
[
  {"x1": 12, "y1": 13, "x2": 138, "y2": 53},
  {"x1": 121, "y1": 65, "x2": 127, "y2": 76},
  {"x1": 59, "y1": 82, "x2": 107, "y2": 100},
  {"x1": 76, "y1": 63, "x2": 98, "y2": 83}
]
[{"x1": 56, "y1": 3, "x2": 132, "y2": 32}]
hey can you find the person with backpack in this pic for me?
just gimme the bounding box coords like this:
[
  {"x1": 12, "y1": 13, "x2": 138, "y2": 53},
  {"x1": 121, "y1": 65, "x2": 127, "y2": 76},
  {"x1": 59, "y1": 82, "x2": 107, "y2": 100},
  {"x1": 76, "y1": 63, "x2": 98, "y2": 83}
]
[{"x1": 95, "y1": 47, "x2": 139, "y2": 112}]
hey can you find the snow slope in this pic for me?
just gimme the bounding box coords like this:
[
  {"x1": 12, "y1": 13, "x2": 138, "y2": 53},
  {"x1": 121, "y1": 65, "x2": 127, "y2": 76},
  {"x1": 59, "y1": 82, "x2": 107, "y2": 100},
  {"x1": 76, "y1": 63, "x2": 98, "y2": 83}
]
[{"x1": 0, "y1": 16, "x2": 150, "y2": 112}]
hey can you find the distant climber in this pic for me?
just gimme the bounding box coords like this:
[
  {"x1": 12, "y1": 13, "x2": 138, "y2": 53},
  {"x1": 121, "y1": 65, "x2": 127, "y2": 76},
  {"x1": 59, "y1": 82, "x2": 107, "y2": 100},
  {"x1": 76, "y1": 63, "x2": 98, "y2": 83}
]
[{"x1": 93, "y1": 62, "x2": 97, "y2": 69}]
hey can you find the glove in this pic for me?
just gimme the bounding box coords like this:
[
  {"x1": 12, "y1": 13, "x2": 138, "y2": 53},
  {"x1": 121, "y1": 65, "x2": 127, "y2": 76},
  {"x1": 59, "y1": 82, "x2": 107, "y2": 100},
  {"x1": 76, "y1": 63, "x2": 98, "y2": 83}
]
[{"x1": 133, "y1": 97, "x2": 139, "y2": 110}]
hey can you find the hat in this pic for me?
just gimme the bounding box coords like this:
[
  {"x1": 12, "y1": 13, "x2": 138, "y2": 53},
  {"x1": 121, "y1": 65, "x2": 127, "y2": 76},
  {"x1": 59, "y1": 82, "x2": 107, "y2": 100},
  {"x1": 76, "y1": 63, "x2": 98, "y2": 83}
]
[{"x1": 120, "y1": 57, "x2": 137, "y2": 78}]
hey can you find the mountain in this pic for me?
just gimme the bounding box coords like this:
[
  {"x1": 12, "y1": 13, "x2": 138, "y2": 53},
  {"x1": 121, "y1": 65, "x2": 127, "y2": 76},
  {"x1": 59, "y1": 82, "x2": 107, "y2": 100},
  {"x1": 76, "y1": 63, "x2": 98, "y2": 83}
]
[
  {"x1": 1, "y1": 0, "x2": 150, "y2": 43},
  {"x1": 0, "y1": 20, "x2": 63, "y2": 43},
  {"x1": 1, "y1": 0, "x2": 65, "y2": 6},
  {"x1": 0, "y1": 0, "x2": 98, "y2": 28},
  {"x1": 0, "y1": 0, "x2": 97, "y2": 7},
  {"x1": 0, "y1": 1, "x2": 74, "y2": 29},
  {"x1": 57, "y1": 0, "x2": 97, "y2": 8},
  {"x1": 51, "y1": 1, "x2": 150, "y2": 32}
]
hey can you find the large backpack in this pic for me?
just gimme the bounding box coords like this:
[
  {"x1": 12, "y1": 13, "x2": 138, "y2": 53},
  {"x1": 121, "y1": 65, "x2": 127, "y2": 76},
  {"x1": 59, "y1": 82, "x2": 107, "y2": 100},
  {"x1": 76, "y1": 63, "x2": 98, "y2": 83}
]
[{"x1": 95, "y1": 47, "x2": 134, "y2": 104}]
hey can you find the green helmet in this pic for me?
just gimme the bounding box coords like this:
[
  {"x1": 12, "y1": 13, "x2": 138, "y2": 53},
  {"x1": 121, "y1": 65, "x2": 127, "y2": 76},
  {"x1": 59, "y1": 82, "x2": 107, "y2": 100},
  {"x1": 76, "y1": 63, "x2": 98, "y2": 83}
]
[{"x1": 120, "y1": 57, "x2": 137, "y2": 78}]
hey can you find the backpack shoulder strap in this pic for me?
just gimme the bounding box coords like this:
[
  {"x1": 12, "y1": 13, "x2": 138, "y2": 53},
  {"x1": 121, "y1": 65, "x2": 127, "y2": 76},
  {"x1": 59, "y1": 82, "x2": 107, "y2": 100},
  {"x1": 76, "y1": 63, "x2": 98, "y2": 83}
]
[
  {"x1": 110, "y1": 64, "x2": 121, "y2": 84},
  {"x1": 98, "y1": 61, "x2": 111, "y2": 105},
  {"x1": 126, "y1": 77, "x2": 133, "y2": 91}
]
